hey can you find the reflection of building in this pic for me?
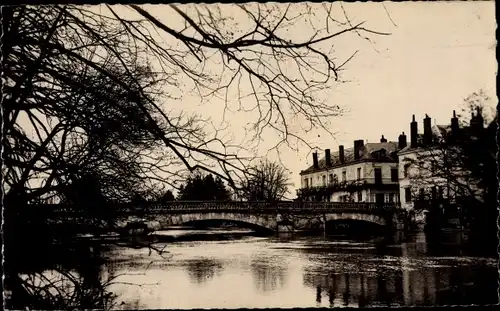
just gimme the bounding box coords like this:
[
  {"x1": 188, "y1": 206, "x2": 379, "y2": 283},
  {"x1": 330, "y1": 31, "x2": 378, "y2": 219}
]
[
  {"x1": 303, "y1": 267, "x2": 440, "y2": 307},
  {"x1": 303, "y1": 272, "x2": 404, "y2": 307},
  {"x1": 185, "y1": 258, "x2": 224, "y2": 285},
  {"x1": 297, "y1": 137, "x2": 404, "y2": 204},
  {"x1": 398, "y1": 112, "x2": 485, "y2": 210},
  {"x1": 250, "y1": 260, "x2": 286, "y2": 293}
]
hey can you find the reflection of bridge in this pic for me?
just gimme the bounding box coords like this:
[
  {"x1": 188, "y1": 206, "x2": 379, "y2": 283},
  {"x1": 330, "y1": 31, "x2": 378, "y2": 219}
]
[{"x1": 33, "y1": 201, "x2": 407, "y2": 233}]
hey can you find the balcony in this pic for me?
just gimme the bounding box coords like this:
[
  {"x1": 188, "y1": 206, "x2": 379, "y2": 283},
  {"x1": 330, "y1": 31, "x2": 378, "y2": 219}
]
[
  {"x1": 297, "y1": 180, "x2": 366, "y2": 198},
  {"x1": 298, "y1": 179, "x2": 399, "y2": 199}
]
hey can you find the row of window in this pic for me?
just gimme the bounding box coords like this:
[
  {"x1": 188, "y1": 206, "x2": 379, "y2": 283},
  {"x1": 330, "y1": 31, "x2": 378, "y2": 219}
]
[
  {"x1": 304, "y1": 167, "x2": 399, "y2": 188},
  {"x1": 403, "y1": 186, "x2": 446, "y2": 203},
  {"x1": 402, "y1": 161, "x2": 439, "y2": 179},
  {"x1": 332, "y1": 192, "x2": 399, "y2": 203}
]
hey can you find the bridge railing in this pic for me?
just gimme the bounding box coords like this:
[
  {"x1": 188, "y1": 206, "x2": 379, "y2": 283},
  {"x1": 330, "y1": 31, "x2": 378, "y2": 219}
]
[{"x1": 22, "y1": 201, "x2": 399, "y2": 215}]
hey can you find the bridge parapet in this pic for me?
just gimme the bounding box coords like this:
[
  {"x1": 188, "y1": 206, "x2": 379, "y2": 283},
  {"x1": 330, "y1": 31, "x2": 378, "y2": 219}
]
[{"x1": 24, "y1": 201, "x2": 399, "y2": 215}]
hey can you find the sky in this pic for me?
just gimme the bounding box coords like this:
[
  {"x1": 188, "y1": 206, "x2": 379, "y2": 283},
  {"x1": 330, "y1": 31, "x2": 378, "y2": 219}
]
[
  {"x1": 133, "y1": 1, "x2": 496, "y2": 196},
  {"x1": 21, "y1": 2, "x2": 493, "y2": 198}
]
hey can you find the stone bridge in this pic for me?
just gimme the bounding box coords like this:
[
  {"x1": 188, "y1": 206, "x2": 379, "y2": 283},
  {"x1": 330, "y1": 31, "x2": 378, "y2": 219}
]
[{"x1": 35, "y1": 201, "x2": 407, "y2": 233}]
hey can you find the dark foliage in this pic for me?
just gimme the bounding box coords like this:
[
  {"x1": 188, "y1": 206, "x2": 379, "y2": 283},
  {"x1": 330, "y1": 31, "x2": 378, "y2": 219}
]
[{"x1": 177, "y1": 173, "x2": 232, "y2": 201}]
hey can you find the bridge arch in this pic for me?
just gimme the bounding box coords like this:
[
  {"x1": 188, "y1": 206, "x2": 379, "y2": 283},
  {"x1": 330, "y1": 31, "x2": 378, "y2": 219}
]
[
  {"x1": 323, "y1": 212, "x2": 387, "y2": 226},
  {"x1": 157, "y1": 212, "x2": 277, "y2": 232}
]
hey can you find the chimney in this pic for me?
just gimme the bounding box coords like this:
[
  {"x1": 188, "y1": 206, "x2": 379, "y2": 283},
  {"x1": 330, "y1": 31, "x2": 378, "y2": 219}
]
[
  {"x1": 312, "y1": 152, "x2": 319, "y2": 169},
  {"x1": 423, "y1": 114, "x2": 432, "y2": 146},
  {"x1": 410, "y1": 115, "x2": 418, "y2": 148},
  {"x1": 339, "y1": 145, "x2": 345, "y2": 163},
  {"x1": 475, "y1": 107, "x2": 484, "y2": 130},
  {"x1": 325, "y1": 149, "x2": 331, "y2": 167},
  {"x1": 398, "y1": 132, "x2": 407, "y2": 149},
  {"x1": 354, "y1": 139, "x2": 364, "y2": 160},
  {"x1": 380, "y1": 135, "x2": 387, "y2": 143},
  {"x1": 450, "y1": 110, "x2": 459, "y2": 138}
]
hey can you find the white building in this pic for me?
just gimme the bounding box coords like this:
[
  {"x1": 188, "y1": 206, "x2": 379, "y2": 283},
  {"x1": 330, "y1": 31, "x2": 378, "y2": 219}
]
[
  {"x1": 298, "y1": 136, "x2": 406, "y2": 204},
  {"x1": 397, "y1": 112, "x2": 485, "y2": 210}
]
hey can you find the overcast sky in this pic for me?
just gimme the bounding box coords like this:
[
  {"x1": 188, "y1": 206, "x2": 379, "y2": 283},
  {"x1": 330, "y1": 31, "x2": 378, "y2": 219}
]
[{"x1": 107, "y1": 2, "x2": 497, "y2": 197}]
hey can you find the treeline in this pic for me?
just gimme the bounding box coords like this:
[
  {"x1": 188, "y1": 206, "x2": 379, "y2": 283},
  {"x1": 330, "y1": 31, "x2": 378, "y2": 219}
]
[
  {"x1": 159, "y1": 174, "x2": 233, "y2": 202},
  {"x1": 134, "y1": 160, "x2": 291, "y2": 203}
]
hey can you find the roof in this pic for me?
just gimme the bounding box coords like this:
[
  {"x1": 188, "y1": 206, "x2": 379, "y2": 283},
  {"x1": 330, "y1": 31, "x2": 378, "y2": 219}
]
[{"x1": 300, "y1": 142, "x2": 400, "y2": 175}]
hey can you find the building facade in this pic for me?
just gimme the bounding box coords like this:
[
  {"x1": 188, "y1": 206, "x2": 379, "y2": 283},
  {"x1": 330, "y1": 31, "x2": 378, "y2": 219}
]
[
  {"x1": 297, "y1": 110, "x2": 487, "y2": 211},
  {"x1": 397, "y1": 111, "x2": 485, "y2": 210},
  {"x1": 297, "y1": 136, "x2": 406, "y2": 204}
]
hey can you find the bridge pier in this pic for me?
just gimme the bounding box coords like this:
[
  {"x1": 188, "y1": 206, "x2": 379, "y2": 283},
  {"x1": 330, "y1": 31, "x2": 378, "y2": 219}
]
[
  {"x1": 277, "y1": 224, "x2": 294, "y2": 233},
  {"x1": 391, "y1": 209, "x2": 423, "y2": 232},
  {"x1": 276, "y1": 213, "x2": 295, "y2": 233}
]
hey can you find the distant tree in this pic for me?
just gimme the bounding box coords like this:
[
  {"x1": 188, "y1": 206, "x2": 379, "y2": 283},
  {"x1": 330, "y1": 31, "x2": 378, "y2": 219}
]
[
  {"x1": 214, "y1": 176, "x2": 233, "y2": 201},
  {"x1": 240, "y1": 160, "x2": 291, "y2": 202},
  {"x1": 177, "y1": 173, "x2": 232, "y2": 201},
  {"x1": 131, "y1": 193, "x2": 149, "y2": 204},
  {"x1": 161, "y1": 190, "x2": 176, "y2": 202},
  {"x1": 458, "y1": 89, "x2": 495, "y2": 126}
]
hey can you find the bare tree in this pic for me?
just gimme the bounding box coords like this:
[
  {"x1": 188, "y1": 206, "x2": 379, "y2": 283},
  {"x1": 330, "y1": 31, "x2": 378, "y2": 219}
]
[
  {"x1": 3, "y1": 3, "x2": 387, "y2": 203},
  {"x1": 2, "y1": 4, "x2": 387, "y2": 309},
  {"x1": 239, "y1": 160, "x2": 292, "y2": 201},
  {"x1": 457, "y1": 89, "x2": 495, "y2": 126}
]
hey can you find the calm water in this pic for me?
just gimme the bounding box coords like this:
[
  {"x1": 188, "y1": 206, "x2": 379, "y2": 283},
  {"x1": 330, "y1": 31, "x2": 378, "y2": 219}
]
[{"x1": 93, "y1": 229, "x2": 499, "y2": 309}]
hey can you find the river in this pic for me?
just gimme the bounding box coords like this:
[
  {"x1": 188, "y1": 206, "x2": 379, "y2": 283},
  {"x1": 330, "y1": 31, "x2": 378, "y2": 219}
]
[{"x1": 87, "y1": 229, "x2": 499, "y2": 309}]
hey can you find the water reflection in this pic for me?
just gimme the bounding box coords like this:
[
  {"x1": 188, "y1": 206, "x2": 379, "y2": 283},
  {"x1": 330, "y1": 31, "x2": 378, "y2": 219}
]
[
  {"x1": 110, "y1": 231, "x2": 497, "y2": 308},
  {"x1": 9, "y1": 230, "x2": 497, "y2": 309},
  {"x1": 250, "y1": 258, "x2": 287, "y2": 292},
  {"x1": 185, "y1": 258, "x2": 224, "y2": 285},
  {"x1": 301, "y1": 233, "x2": 498, "y2": 307},
  {"x1": 6, "y1": 242, "x2": 118, "y2": 310}
]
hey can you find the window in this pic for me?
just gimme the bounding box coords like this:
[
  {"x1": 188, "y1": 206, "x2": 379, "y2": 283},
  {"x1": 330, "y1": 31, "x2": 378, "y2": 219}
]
[
  {"x1": 404, "y1": 188, "x2": 412, "y2": 203},
  {"x1": 357, "y1": 191, "x2": 362, "y2": 202},
  {"x1": 310, "y1": 178, "x2": 313, "y2": 187},
  {"x1": 304, "y1": 179, "x2": 309, "y2": 188},
  {"x1": 357, "y1": 168, "x2": 362, "y2": 180},
  {"x1": 342, "y1": 171, "x2": 347, "y2": 182},
  {"x1": 374, "y1": 168, "x2": 382, "y2": 184},
  {"x1": 389, "y1": 193, "x2": 395, "y2": 203},
  {"x1": 391, "y1": 168, "x2": 398, "y2": 182},
  {"x1": 322, "y1": 175, "x2": 326, "y2": 186},
  {"x1": 329, "y1": 174, "x2": 334, "y2": 184},
  {"x1": 403, "y1": 164, "x2": 410, "y2": 178},
  {"x1": 384, "y1": 193, "x2": 390, "y2": 203}
]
